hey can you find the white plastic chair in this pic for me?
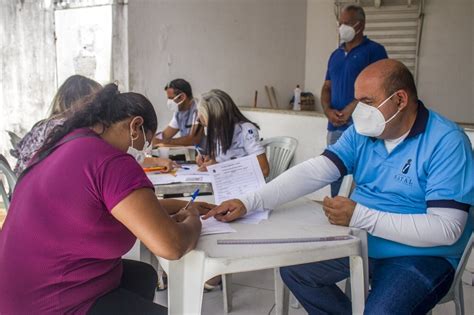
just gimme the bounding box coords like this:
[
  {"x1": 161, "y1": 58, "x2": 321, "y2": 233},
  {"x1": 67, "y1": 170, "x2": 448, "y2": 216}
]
[
  {"x1": 0, "y1": 155, "x2": 17, "y2": 212},
  {"x1": 338, "y1": 175, "x2": 354, "y2": 198},
  {"x1": 344, "y1": 211, "x2": 474, "y2": 315},
  {"x1": 261, "y1": 137, "x2": 298, "y2": 182},
  {"x1": 430, "y1": 234, "x2": 473, "y2": 315}
]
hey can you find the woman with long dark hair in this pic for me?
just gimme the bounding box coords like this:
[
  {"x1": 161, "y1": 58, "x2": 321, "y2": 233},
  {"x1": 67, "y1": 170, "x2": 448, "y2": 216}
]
[
  {"x1": 12, "y1": 75, "x2": 177, "y2": 176},
  {"x1": 0, "y1": 84, "x2": 203, "y2": 314},
  {"x1": 12, "y1": 75, "x2": 102, "y2": 175},
  {"x1": 196, "y1": 89, "x2": 269, "y2": 177}
]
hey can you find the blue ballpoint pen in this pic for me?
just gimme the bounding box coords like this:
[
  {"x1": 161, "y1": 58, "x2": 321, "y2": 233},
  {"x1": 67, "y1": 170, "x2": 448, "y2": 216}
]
[{"x1": 184, "y1": 188, "x2": 200, "y2": 210}]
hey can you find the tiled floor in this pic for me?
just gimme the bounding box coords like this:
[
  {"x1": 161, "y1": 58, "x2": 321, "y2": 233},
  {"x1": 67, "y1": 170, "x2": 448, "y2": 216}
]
[{"x1": 154, "y1": 268, "x2": 474, "y2": 315}]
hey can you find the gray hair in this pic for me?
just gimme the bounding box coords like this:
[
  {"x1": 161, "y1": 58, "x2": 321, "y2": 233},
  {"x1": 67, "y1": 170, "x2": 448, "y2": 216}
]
[{"x1": 341, "y1": 4, "x2": 366, "y2": 22}]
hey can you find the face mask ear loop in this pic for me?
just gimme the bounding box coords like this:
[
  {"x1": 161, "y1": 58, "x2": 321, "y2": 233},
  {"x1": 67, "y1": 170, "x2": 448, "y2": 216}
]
[
  {"x1": 375, "y1": 92, "x2": 401, "y2": 127},
  {"x1": 377, "y1": 92, "x2": 398, "y2": 110},
  {"x1": 141, "y1": 125, "x2": 148, "y2": 150},
  {"x1": 384, "y1": 109, "x2": 401, "y2": 126},
  {"x1": 130, "y1": 130, "x2": 139, "y2": 148}
]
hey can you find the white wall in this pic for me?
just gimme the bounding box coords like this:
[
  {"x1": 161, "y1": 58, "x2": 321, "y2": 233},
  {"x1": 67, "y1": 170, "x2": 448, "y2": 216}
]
[
  {"x1": 417, "y1": 0, "x2": 474, "y2": 124},
  {"x1": 304, "y1": 0, "x2": 338, "y2": 112},
  {"x1": 128, "y1": 0, "x2": 308, "y2": 130},
  {"x1": 304, "y1": 0, "x2": 474, "y2": 124},
  {"x1": 0, "y1": 0, "x2": 56, "y2": 164},
  {"x1": 242, "y1": 110, "x2": 331, "y2": 200},
  {"x1": 55, "y1": 6, "x2": 113, "y2": 85}
]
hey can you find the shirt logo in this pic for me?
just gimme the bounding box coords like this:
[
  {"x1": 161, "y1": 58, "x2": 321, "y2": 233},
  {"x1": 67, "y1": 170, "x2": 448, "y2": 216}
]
[{"x1": 402, "y1": 159, "x2": 412, "y2": 174}]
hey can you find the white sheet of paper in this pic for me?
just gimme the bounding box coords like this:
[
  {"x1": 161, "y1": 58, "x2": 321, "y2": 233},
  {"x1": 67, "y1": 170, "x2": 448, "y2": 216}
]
[
  {"x1": 235, "y1": 210, "x2": 271, "y2": 224},
  {"x1": 207, "y1": 155, "x2": 266, "y2": 205},
  {"x1": 201, "y1": 217, "x2": 236, "y2": 236}
]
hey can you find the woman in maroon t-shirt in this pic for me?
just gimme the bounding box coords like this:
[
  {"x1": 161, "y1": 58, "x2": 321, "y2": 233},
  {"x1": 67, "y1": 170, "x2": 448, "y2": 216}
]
[{"x1": 0, "y1": 84, "x2": 206, "y2": 314}]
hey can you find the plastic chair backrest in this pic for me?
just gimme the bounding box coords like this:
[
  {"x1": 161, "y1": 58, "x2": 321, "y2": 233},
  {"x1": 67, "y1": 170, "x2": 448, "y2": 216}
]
[
  {"x1": 0, "y1": 155, "x2": 17, "y2": 213},
  {"x1": 7, "y1": 131, "x2": 22, "y2": 150},
  {"x1": 442, "y1": 209, "x2": 474, "y2": 302},
  {"x1": 338, "y1": 175, "x2": 354, "y2": 198},
  {"x1": 261, "y1": 137, "x2": 298, "y2": 182}
]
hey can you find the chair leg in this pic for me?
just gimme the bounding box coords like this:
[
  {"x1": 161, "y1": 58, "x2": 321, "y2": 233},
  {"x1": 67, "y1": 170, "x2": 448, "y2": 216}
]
[
  {"x1": 454, "y1": 281, "x2": 465, "y2": 315},
  {"x1": 344, "y1": 278, "x2": 351, "y2": 299},
  {"x1": 289, "y1": 293, "x2": 300, "y2": 309},
  {"x1": 223, "y1": 274, "x2": 232, "y2": 313}
]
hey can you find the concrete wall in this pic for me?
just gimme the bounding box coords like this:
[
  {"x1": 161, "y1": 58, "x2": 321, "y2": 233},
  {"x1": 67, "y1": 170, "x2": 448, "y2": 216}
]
[
  {"x1": 0, "y1": 0, "x2": 56, "y2": 164},
  {"x1": 304, "y1": 0, "x2": 338, "y2": 112},
  {"x1": 417, "y1": 0, "x2": 473, "y2": 124},
  {"x1": 304, "y1": 0, "x2": 474, "y2": 123},
  {"x1": 242, "y1": 109, "x2": 331, "y2": 200},
  {"x1": 55, "y1": 5, "x2": 114, "y2": 86},
  {"x1": 128, "y1": 0, "x2": 308, "y2": 130}
]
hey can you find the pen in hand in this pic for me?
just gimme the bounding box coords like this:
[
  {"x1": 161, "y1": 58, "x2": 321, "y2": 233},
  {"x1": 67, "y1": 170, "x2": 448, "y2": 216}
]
[{"x1": 184, "y1": 188, "x2": 200, "y2": 210}]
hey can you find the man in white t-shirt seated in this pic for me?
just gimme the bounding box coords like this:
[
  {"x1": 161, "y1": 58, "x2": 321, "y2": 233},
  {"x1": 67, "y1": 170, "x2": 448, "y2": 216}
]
[{"x1": 154, "y1": 79, "x2": 204, "y2": 147}]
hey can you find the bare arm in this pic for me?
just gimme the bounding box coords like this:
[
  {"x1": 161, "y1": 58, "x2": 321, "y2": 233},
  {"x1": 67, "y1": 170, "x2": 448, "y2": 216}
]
[
  {"x1": 111, "y1": 188, "x2": 201, "y2": 260},
  {"x1": 257, "y1": 153, "x2": 270, "y2": 177},
  {"x1": 159, "y1": 124, "x2": 204, "y2": 146},
  {"x1": 321, "y1": 80, "x2": 332, "y2": 114},
  {"x1": 153, "y1": 126, "x2": 179, "y2": 146},
  {"x1": 321, "y1": 80, "x2": 345, "y2": 127},
  {"x1": 162, "y1": 126, "x2": 179, "y2": 140}
]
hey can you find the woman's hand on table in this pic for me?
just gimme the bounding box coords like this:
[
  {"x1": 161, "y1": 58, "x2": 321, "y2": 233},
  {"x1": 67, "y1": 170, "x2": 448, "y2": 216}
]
[
  {"x1": 172, "y1": 206, "x2": 200, "y2": 223},
  {"x1": 142, "y1": 157, "x2": 178, "y2": 173},
  {"x1": 202, "y1": 199, "x2": 247, "y2": 222},
  {"x1": 197, "y1": 158, "x2": 217, "y2": 172}
]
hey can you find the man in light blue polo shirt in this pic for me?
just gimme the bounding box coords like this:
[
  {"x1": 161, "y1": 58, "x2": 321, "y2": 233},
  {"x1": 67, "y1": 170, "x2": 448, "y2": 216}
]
[
  {"x1": 321, "y1": 4, "x2": 387, "y2": 196},
  {"x1": 204, "y1": 59, "x2": 474, "y2": 314}
]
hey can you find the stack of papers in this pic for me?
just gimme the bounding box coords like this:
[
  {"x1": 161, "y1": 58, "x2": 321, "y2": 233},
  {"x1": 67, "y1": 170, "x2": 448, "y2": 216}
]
[
  {"x1": 201, "y1": 217, "x2": 236, "y2": 236},
  {"x1": 235, "y1": 210, "x2": 271, "y2": 224},
  {"x1": 147, "y1": 164, "x2": 212, "y2": 185}
]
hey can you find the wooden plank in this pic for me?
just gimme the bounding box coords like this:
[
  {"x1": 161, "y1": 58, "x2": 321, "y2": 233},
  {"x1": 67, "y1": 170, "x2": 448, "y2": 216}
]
[
  {"x1": 265, "y1": 85, "x2": 274, "y2": 108},
  {"x1": 270, "y1": 86, "x2": 279, "y2": 108}
]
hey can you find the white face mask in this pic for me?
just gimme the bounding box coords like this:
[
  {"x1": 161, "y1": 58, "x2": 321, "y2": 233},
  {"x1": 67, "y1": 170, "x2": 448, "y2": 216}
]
[
  {"x1": 127, "y1": 125, "x2": 152, "y2": 164},
  {"x1": 338, "y1": 22, "x2": 359, "y2": 43},
  {"x1": 352, "y1": 92, "x2": 400, "y2": 137},
  {"x1": 166, "y1": 93, "x2": 184, "y2": 112}
]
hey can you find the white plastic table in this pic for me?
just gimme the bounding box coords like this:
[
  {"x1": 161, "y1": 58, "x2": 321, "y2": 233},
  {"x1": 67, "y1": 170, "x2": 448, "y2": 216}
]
[{"x1": 157, "y1": 197, "x2": 369, "y2": 315}]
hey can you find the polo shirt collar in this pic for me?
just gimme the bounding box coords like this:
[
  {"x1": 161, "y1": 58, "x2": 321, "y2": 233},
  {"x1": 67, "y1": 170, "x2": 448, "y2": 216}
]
[
  {"x1": 406, "y1": 100, "x2": 429, "y2": 139},
  {"x1": 339, "y1": 36, "x2": 369, "y2": 51}
]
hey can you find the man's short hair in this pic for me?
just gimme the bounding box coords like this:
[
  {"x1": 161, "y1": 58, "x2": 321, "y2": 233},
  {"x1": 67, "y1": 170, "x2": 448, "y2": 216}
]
[
  {"x1": 383, "y1": 63, "x2": 418, "y2": 99},
  {"x1": 164, "y1": 79, "x2": 193, "y2": 98},
  {"x1": 341, "y1": 4, "x2": 366, "y2": 22}
]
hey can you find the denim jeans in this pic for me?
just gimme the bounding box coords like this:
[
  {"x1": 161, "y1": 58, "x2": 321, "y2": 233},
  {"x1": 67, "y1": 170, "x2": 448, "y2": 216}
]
[
  {"x1": 280, "y1": 256, "x2": 454, "y2": 315},
  {"x1": 327, "y1": 130, "x2": 345, "y2": 197}
]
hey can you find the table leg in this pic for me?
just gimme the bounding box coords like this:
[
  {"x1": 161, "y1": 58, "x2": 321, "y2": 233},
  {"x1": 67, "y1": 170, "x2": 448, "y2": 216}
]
[
  {"x1": 350, "y1": 228, "x2": 369, "y2": 297},
  {"x1": 350, "y1": 255, "x2": 365, "y2": 315},
  {"x1": 167, "y1": 251, "x2": 206, "y2": 315},
  {"x1": 274, "y1": 268, "x2": 289, "y2": 315},
  {"x1": 222, "y1": 274, "x2": 233, "y2": 313}
]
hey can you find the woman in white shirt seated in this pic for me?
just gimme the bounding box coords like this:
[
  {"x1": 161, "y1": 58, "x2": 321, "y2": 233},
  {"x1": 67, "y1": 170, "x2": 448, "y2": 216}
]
[{"x1": 196, "y1": 89, "x2": 270, "y2": 177}]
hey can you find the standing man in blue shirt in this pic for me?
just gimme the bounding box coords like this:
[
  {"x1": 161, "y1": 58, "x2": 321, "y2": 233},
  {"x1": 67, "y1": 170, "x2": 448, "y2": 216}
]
[
  {"x1": 322, "y1": 4, "x2": 388, "y2": 196},
  {"x1": 205, "y1": 59, "x2": 474, "y2": 314}
]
